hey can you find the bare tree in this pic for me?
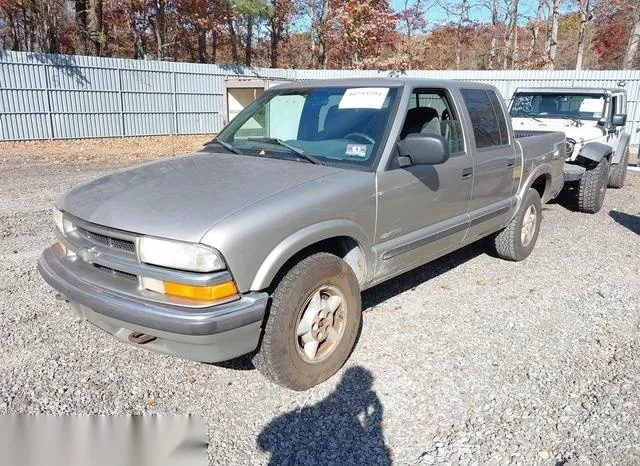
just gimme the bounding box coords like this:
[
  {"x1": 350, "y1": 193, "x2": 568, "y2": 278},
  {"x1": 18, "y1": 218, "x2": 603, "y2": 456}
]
[
  {"x1": 575, "y1": 0, "x2": 597, "y2": 70},
  {"x1": 489, "y1": 0, "x2": 500, "y2": 68},
  {"x1": 88, "y1": 0, "x2": 104, "y2": 55},
  {"x1": 310, "y1": 0, "x2": 331, "y2": 68},
  {"x1": 228, "y1": 18, "x2": 240, "y2": 63},
  {"x1": 150, "y1": 0, "x2": 167, "y2": 60},
  {"x1": 75, "y1": 0, "x2": 89, "y2": 54},
  {"x1": 623, "y1": 0, "x2": 640, "y2": 68},
  {"x1": 527, "y1": 0, "x2": 545, "y2": 62},
  {"x1": 546, "y1": 0, "x2": 559, "y2": 69},
  {"x1": 503, "y1": 0, "x2": 518, "y2": 68},
  {"x1": 438, "y1": 0, "x2": 472, "y2": 69}
]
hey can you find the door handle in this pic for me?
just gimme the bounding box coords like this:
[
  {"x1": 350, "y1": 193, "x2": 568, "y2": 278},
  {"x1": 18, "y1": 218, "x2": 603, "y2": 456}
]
[
  {"x1": 462, "y1": 167, "x2": 473, "y2": 179},
  {"x1": 507, "y1": 160, "x2": 515, "y2": 168}
]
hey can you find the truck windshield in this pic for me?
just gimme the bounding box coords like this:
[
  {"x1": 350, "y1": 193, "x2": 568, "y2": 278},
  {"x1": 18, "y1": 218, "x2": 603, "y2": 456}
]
[
  {"x1": 212, "y1": 86, "x2": 400, "y2": 169},
  {"x1": 510, "y1": 93, "x2": 606, "y2": 121}
]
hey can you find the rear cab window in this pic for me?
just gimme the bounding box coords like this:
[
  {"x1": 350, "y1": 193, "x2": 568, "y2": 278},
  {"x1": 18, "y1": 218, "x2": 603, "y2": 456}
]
[{"x1": 461, "y1": 88, "x2": 510, "y2": 149}]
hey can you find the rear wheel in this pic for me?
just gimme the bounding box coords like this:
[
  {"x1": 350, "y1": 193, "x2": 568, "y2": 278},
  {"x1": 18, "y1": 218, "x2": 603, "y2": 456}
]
[
  {"x1": 253, "y1": 252, "x2": 361, "y2": 391},
  {"x1": 494, "y1": 188, "x2": 542, "y2": 262},
  {"x1": 608, "y1": 145, "x2": 629, "y2": 189},
  {"x1": 578, "y1": 157, "x2": 610, "y2": 213}
]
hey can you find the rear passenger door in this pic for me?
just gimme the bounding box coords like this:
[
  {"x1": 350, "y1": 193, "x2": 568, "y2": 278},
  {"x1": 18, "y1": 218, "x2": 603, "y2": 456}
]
[{"x1": 459, "y1": 88, "x2": 517, "y2": 242}]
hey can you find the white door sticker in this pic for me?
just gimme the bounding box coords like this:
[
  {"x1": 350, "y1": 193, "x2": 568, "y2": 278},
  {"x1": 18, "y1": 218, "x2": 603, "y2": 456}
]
[
  {"x1": 339, "y1": 88, "x2": 389, "y2": 109},
  {"x1": 579, "y1": 98, "x2": 604, "y2": 113}
]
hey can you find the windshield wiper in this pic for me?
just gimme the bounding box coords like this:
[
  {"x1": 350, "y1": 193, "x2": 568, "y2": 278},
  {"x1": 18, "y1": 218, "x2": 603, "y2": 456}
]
[
  {"x1": 248, "y1": 137, "x2": 323, "y2": 165},
  {"x1": 206, "y1": 138, "x2": 243, "y2": 155},
  {"x1": 517, "y1": 114, "x2": 543, "y2": 122},
  {"x1": 562, "y1": 116, "x2": 582, "y2": 127}
]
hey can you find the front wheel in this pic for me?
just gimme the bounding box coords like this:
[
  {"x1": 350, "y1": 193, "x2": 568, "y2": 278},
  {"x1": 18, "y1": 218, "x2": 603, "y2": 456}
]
[
  {"x1": 578, "y1": 157, "x2": 610, "y2": 213},
  {"x1": 253, "y1": 252, "x2": 362, "y2": 391},
  {"x1": 494, "y1": 188, "x2": 542, "y2": 262}
]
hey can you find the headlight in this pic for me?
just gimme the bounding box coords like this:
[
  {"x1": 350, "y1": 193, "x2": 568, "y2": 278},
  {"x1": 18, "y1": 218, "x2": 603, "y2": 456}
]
[
  {"x1": 565, "y1": 139, "x2": 576, "y2": 157},
  {"x1": 53, "y1": 207, "x2": 64, "y2": 233},
  {"x1": 53, "y1": 207, "x2": 73, "y2": 235},
  {"x1": 138, "y1": 237, "x2": 225, "y2": 272}
]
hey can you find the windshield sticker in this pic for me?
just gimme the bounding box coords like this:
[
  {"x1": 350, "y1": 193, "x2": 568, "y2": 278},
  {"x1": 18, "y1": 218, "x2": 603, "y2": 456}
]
[
  {"x1": 346, "y1": 144, "x2": 368, "y2": 158},
  {"x1": 339, "y1": 88, "x2": 389, "y2": 109},
  {"x1": 579, "y1": 99, "x2": 604, "y2": 113},
  {"x1": 512, "y1": 95, "x2": 534, "y2": 114}
]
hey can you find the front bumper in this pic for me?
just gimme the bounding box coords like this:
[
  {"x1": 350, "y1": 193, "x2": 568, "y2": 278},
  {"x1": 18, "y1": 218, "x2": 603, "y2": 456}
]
[{"x1": 38, "y1": 246, "x2": 269, "y2": 363}]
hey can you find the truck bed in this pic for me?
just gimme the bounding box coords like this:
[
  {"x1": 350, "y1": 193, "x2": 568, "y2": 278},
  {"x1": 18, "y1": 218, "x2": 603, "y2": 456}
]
[
  {"x1": 514, "y1": 129, "x2": 566, "y2": 202},
  {"x1": 514, "y1": 129, "x2": 565, "y2": 155}
]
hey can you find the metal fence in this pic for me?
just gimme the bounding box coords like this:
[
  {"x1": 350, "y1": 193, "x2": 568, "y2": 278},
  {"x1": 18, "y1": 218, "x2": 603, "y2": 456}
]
[{"x1": 2, "y1": 50, "x2": 640, "y2": 142}]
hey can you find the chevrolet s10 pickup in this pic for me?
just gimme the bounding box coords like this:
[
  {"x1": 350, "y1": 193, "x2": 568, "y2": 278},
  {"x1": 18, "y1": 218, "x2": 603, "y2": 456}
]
[{"x1": 39, "y1": 78, "x2": 565, "y2": 390}]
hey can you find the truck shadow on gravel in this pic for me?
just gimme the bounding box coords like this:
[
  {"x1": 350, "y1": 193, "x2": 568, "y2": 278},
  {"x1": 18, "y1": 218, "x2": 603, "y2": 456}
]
[
  {"x1": 257, "y1": 366, "x2": 392, "y2": 466},
  {"x1": 609, "y1": 210, "x2": 640, "y2": 235},
  {"x1": 361, "y1": 237, "x2": 490, "y2": 311},
  {"x1": 547, "y1": 182, "x2": 581, "y2": 211}
]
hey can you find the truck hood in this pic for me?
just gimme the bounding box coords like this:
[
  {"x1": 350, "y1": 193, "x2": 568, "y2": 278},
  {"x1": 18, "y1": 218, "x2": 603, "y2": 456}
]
[
  {"x1": 58, "y1": 152, "x2": 340, "y2": 243},
  {"x1": 512, "y1": 117, "x2": 605, "y2": 143}
]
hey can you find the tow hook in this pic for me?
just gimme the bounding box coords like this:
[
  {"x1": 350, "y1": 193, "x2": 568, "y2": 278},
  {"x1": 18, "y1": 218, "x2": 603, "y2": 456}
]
[{"x1": 128, "y1": 332, "x2": 157, "y2": 345}]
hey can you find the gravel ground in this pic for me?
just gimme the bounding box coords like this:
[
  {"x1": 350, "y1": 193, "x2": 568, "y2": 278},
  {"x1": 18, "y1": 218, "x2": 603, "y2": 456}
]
[{"x1": 1, "y1": 143, "x2": 639, "y2": 465}]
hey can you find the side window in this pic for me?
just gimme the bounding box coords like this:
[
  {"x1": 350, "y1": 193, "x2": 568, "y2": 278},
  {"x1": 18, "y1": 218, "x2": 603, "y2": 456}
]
[
  {"x1": 487, "y1": 90, "x2": 509, "y2": 145},
  {"x1": 402, "y1": 90, "x2": 464, "y2": 155},
  {"x1": 460, "y1": 89, "x2": 503, "y2": 149}
]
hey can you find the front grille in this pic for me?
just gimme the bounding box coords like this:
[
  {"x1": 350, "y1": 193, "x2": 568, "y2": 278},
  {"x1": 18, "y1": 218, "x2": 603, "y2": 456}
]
[
  {"x1": 78, "y1": 227, "x2": 136, "y2": 254},
  {"x1": 93, "y1": 264, "x2": 137, "y2": 281}
]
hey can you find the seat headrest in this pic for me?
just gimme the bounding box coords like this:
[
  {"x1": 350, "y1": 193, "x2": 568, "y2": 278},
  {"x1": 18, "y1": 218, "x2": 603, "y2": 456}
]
[{"x1": 401, "y1": 107, "x2": 439, "y2": 139}]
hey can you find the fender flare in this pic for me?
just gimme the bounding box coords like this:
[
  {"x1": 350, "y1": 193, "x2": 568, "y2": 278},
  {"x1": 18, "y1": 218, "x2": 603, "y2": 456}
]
[
  {"x1": 249, "y1": 219, "x2": 373, "y2": 291},
  {"x1": 612, "y1": 133, "x2": 631, "y2": 165},
  {"x1": 576, "y1": 141, "x2": 613, "y2": 164},
  {"x1": 516, "y1": 163, "x2": 553, "y2": 210}
]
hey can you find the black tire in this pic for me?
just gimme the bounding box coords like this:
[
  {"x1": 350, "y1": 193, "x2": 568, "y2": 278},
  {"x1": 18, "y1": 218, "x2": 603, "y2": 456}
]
[
  {"x1": 494, "y1": 188, "x2": 542, "y2": 262},
  {"x1": 253, "y1": 252, "x2": 362, "y2": 391},
  {"x1": 608, "y1": 145, "x2": 629, "y2": 189},
  {"x1": 578, "y1": 157, "x2": 610, "y2": 213}
]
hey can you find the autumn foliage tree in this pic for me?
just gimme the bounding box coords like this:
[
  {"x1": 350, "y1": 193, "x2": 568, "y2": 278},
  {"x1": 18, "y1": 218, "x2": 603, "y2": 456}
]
[
  {"x1": 329, "y1": 0, "x2": 397, "y2": 69},
  {"x1": 0, "y1": 0, "x2": 638, "y2": 69},
  {"x1": 592, "y1": 0, "x2": 639, "y2": 68}
]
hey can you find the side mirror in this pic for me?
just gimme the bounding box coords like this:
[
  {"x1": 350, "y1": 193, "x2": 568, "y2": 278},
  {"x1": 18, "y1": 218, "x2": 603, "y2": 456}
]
[
  {"x1": 612, "y1": 113, "x2": 627, "y2": 127},
  {"x1": 397, "y1": 133, "x2": 450, "y2": 167}
]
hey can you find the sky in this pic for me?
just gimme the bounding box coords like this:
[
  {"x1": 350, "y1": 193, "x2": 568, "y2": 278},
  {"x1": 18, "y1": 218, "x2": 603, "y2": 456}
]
[{"x1": 388, "y1": 0, "x2": 577, "y2": 28}]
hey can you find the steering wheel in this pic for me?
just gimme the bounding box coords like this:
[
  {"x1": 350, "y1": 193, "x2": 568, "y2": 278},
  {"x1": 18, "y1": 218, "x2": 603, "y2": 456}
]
[{"x1": 344, "y1": 132, "x2": 375, "y2": 144}]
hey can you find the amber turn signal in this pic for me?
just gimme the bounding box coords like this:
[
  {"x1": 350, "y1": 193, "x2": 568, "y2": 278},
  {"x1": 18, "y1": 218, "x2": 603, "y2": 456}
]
[{"x1": 163, "y1": 280, "x2": 238, "y2": 301}]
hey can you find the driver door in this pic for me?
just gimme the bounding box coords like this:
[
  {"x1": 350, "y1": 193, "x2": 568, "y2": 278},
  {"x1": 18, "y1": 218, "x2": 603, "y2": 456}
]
[{"x1": 373, "y1": 89, "x2": 473, "y2": 280}]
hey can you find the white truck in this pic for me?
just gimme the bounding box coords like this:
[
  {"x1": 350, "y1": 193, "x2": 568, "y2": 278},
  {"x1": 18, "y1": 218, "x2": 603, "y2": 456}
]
[{"x1": 509, "y1": 87, "x2": 630, "y2": 213}]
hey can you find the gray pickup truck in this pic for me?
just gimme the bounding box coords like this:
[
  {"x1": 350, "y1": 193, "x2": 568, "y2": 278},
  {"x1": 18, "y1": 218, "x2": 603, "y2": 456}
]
[{"x1": 39, "y1": 78, "x2": 565, "y2": 390}]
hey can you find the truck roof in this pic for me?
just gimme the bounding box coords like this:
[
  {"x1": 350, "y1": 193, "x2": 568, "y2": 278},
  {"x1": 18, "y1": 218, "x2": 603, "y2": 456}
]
[
  {"x1": 514, "y1": 87, "x2": 626, "y2": 95},
  {"x1": 271, "y1": 77, "x2": 500, "y2": 91}
]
